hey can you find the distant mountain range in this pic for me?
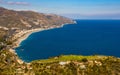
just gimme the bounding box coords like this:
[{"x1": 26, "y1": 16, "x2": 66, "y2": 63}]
[{"x1": 0, "y1": 7, "x2": 73, "y2": 29}]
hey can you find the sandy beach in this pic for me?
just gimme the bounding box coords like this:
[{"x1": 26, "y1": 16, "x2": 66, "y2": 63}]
[
  {"x1": 12, "y1": 28, "x2": 45, "y2": 48},
  {"x1": 12, "y1": 23, "x2": 74, "y2": 49},
  {"x1": 9, "y1": 28, "x2": 46, "y2": 63}
]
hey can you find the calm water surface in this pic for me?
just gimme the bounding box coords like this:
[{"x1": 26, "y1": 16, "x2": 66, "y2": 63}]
[{"x1": 16, "y1": 20, "x2": 120, "y2": 62}]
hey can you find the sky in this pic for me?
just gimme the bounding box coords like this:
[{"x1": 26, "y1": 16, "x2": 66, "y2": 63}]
[{"x1": 0, "y1": 0, "x2": 120, "y2": 19}]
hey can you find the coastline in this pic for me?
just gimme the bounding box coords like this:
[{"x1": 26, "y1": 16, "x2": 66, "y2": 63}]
[
  {"x1": 12, "y1": 21, "x2": 76, "y2": 49},
  {"x1": 9, "y1": 28, "x2": 47, "y2": 63},
  {"x1": 12, "y1": 28, "x2": 45, "y2": 48},
  {"x1": 9, "y1": 22, "x2": 75, "y2": 63},
  {"x1": 13, "y1": 27, "x2": 63, "y2": 48}
]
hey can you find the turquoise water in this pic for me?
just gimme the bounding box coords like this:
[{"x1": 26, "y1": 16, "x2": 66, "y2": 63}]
[{"x1": 16, "y1": 20, "x2": 120, "y2": 62}]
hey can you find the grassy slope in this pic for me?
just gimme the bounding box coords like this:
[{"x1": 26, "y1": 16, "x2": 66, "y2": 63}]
[
  {"x1": 31, "y1": 55, "x2": 120, "y2": 75},
  {"x1": 32, "y1": 55, "x2": 106, "y2": 63}
]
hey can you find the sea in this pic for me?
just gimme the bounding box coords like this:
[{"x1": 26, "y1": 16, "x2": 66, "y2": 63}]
[{"x1": 15, "y1": 20, "x2": 120, "y2": 62}]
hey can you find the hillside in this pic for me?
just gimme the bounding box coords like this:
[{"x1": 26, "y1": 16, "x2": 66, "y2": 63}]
[
  {"x1": 0, "y1": 52, "x2": 120, "y2": 75},
  {"x1": 0, "y1": 7, "x2": 73, "y2": 49},
  {"x1": 0, "y1": 7, "x2": 73, "y2": 29},
  {"x1": 32, "y1": 55, "x2": 120, "y2": 75}
]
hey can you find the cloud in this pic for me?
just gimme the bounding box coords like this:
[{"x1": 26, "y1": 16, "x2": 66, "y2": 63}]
[
  {"x1": 0, "y1": 0, "x2": 30, "y2": 6},
  {"x1": 7, "y1": 1, "x2": 30, "y2": 6},
  {"x1": 60, "y1": 13, "x2": 120, "y2": 19}
]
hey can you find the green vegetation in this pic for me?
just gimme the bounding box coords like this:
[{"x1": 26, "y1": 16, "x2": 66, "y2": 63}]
[
  {"x1": 0, "y1": 49, "x2": 120, "y2": 75},
  {"x1": 31, "y1": 55, "x2": 120, "y2": 75},
  {"x1": 32, "y1": 55, "x2": 105, "y2": 63},
  {"x1": 0, "y1": 50, "x2": 34, "y2": 75}
]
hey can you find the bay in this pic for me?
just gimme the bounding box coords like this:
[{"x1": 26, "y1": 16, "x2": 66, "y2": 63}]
[{"x1": 16, "y1": 20, "x2": 120, "y2": 62}]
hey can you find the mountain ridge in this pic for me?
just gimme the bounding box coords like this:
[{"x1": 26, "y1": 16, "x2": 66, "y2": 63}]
[
  {"x1": 0, "y1": 7, "x2": 74, "y2": 44},
  {"x1": 0, "y1": 7, "x2": 73, "y2": 29}
]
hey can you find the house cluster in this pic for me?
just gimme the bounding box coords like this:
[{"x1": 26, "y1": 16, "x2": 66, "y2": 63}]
[
  {"x1": 0, "y1": 26, "x2": 9, "y2": 30},
  {"x1": 15, "y1": 63, "x2": 34, "y2": 75},
  {"x1": 58, "y1": 59, "x2": 103, "y2": 70}
]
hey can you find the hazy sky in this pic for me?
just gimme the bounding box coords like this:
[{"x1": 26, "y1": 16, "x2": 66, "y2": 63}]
[{"x1": 0, "y1": 0, "x2": 120, "y2": 19}]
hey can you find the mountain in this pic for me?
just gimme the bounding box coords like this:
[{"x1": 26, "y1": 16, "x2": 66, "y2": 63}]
[
  {"x1": 0, "y1": 7, "x2": 73, "y2": 29},
  {"x1": 0, "y1": 7, "x2": 74, "y2": 43}
]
